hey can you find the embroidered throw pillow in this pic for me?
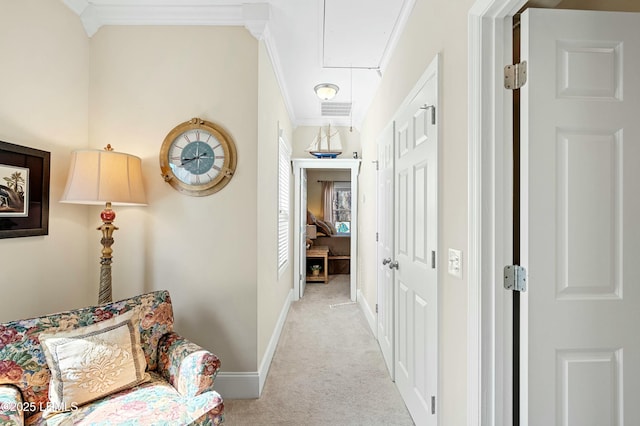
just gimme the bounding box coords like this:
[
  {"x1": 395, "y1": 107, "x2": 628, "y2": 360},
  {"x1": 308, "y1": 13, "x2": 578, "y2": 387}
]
[{"x1": 39, "y1": 310, "x2": 149, "y2": 414}]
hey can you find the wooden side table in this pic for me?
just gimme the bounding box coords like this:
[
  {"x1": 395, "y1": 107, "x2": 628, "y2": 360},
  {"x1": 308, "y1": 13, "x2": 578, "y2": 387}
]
[{"x1": 306, "y1": 245, "x2": 329, "y2": 284}]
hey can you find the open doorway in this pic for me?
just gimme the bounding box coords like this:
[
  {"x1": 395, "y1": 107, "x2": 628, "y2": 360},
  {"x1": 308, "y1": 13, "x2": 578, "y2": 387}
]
[
  {"x1": 292, "y1": 158, "x2": 361, "y2": 301},
  {"x1": 306, "y1": 169, "x2": 351, "y2": 277}
]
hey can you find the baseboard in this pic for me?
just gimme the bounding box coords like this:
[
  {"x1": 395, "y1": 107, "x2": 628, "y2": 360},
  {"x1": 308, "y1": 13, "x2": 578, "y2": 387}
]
[
  {"x1": 214, "y1": 372, "x2": 260, "y2": 399},
  {"x1": 358, "y1": 289, "x2": 377, "y2": 337},
  {"x1": 215, "y1": 289, "x2": 294, "y2": 399},
  {"x1": 258, "y1": 289, "x2": 293, "y2": 394}
]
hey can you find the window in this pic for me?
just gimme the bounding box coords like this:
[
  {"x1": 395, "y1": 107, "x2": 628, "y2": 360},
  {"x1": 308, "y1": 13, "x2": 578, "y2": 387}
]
[
  {"x1": 332, "y1": 181, "x2": 351, "y2": 233},
  {"x1": 277, "y1": 133, "x2": 291, "y2": 273}
]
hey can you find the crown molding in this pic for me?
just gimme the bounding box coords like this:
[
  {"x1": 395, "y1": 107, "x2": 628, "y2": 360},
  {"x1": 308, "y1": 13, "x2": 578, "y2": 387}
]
[
  {"x1": 260, "y1": 25, "x2": 297, "y2": 126},
  {"x1": 61, "y1": 1, "x2": 294, "y2": 125},
  {"x1": 242, "y1": 3, "x2": 269, "y2": 40},
  {"x1": 62, "y1": 1, "x2": 270, "y2": 39},
  {"x1": 378, "y1": 0, "x2": 416, "y2": 74}
]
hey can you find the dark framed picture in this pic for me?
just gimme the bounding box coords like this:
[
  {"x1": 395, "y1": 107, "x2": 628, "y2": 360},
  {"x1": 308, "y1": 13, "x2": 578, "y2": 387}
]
[{"x1": 0, "y1": 141, "x2": 50, "y2": 238}]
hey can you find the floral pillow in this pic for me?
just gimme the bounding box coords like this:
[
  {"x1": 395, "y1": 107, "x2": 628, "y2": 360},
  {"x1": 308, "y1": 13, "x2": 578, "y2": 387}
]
[{"x1": 38, "y1": 310, "x2": 150, "y2": 416}]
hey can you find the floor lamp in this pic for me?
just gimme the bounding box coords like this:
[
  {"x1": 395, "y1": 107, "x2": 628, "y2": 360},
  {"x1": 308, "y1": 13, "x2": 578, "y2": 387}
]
[{"x1": 61, "y1": 145, "x2": 147, "y2": 304}]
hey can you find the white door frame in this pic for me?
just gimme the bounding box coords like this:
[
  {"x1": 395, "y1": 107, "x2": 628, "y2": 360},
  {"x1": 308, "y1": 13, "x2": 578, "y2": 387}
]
[
  {"x1": 376, "y1": 121, "x2": 395, "y2": 377},
  {"x1": 292, "y1": 158, "x2": 361, "y2": 302},
  {"x1": 468, "y1": 0, "x2": 527, "y2": 425}
]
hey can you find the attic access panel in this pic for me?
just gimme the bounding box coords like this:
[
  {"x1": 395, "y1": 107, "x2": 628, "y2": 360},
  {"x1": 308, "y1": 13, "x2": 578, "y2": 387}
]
[{"x1": 322, "y1": 0, "x2": 405, "y2": 69}]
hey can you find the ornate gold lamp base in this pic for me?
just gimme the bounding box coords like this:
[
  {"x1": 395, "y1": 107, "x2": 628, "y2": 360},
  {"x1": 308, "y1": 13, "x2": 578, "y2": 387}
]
[{"x1": 98, "y1": 201, "x2": 118, "y2": 304}]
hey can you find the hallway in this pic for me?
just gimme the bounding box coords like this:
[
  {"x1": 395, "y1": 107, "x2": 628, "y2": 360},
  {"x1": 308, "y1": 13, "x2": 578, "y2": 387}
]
[{"x1": 224, "y1": 275, "x2": 414, "y2": 425}]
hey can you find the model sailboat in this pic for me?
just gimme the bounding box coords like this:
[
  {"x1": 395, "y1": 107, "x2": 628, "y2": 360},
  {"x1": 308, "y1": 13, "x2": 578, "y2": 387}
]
[{"x1": 306, "y1": 124, "x2": 342, "y2": 158}]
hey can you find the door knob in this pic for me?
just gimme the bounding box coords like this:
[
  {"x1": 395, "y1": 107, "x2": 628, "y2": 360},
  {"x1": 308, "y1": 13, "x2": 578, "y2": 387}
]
[
  {"x1": 388, "y1": 260, "x2": 399, "y2": 270},
  {"x1": 382, "y1": 258, "x2": 391, "y2": 265}
]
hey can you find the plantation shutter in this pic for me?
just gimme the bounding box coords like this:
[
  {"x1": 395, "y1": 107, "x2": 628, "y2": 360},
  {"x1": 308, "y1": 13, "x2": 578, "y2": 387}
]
[{"x1": 278, "y1": 135, "x2": 291, "y2": 272}]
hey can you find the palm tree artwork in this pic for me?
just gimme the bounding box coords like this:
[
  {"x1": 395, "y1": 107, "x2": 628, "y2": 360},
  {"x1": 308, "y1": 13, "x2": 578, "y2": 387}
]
[{"x1": 0, "y1": 168, "x2": 26, "y2": 214}]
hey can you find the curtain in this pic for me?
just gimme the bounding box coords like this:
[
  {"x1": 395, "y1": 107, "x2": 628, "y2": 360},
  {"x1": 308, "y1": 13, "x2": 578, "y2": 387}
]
[{"x1": 321, "y1": 181, "x2": 334, "y2": 222}]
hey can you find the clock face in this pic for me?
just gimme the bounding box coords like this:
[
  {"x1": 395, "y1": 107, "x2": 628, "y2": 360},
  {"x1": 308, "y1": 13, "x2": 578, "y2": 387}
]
[
  {"x1": 160, "y1": 118, "x2": 237, "y2": 196},
  {"x1": 169, "y1": 131, "x2": 223, "y2": 185}
]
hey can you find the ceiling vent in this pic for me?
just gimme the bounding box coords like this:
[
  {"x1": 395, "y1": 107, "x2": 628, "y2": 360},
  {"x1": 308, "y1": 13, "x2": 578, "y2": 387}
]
[{"x1": 321, "y1": 102, "x2": 352, "y2": 117}]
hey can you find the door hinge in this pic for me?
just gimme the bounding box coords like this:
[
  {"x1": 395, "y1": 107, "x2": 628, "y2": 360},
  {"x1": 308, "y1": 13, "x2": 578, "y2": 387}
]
[
  {"x1": 431, "y1": 250, "x2": 436, "y2": 269},
  {"x1": 504, "y1": 61, "x2": 527, "y2": 90},
  {"x1": 431, "y1": 396, "x2": 436, "y2": 415},
  {"x1": 373, "y1": 160, "x2": 379, "y2": 171},
  {"x1": 375, "y1": 304, "x2": 378, "y2": 314},
  {"x1": 376, "y1": 232, "x2": 379, "y2": 242},
  {"x1": 300, "y1": 273, "x2": 303, "y2": 281},
  {"x1": 503, "y1": 265, "x2": 527, "y2": 292}
]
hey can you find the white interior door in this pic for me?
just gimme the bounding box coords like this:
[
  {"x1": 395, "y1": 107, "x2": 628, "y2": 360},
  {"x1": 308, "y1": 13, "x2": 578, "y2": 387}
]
[
  {"x1": 521, "y1": 8, "x2": 640, "y2": 425},
  {"x1": 394, "y1": 55, "x2": 439, "y2": 425},
  {"x1": 299, "y1": 168, "x2": 307, "y2": 297},
  {"x1": 377, "y1": 122, "x2": 395, "y2": 377}
]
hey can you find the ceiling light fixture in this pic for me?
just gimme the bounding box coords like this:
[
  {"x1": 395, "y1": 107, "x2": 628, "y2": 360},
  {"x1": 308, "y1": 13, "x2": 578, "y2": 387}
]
[{"x1": 314, "y1": 83, "x2": 339, "y2": 101}]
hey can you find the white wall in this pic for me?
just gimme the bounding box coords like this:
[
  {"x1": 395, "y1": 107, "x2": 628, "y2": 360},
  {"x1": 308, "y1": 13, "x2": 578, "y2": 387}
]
[
  {"x1": 358, "y1": 0, "x2": 475, "y2": 424},
  {"x1": 256, "y1": 40, "x2": 294, "y2": 366},
  {"x1": 89, "y1": 26, "x2": 259, "y2": 372},
  {"x1": 0, "y1": 4, "x2": 298, "y2": 393},
  {"x1": 0, "y1": 0, "x2": 93, "y2": 321}
]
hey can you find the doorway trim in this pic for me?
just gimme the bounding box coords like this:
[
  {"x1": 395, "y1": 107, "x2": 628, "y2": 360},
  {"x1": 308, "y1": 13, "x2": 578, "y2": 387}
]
[
  {"x1": 468, "y1": 0, "x2": 527, "y2": 425},
  {"x1": 292, "y1": 158, "x2": 361, "y2": 302}
]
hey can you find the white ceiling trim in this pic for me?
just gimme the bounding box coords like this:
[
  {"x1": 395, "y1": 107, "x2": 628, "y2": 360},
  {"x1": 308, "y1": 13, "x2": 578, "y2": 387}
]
[
  {"x1": 241, "y1": 3, "x2": 270, "y2": 39},
  {"x1": 62, "y1": 1, "x2": 297, "y2": 125},
  {"x1": 63, "y1": 1, "x2": 270, "y2": 38},
  {"x1": 261, "y1": 28, "x2": 297, "y2": 127},
  {"x1": 378, "y1": 0, "x2": 416, "y2": 74}
]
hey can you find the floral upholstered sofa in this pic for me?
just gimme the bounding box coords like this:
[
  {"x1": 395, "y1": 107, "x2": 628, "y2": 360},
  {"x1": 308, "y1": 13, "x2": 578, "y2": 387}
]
[{"x1": 0, "y1": 290, "x2": 224, "y2": 425}]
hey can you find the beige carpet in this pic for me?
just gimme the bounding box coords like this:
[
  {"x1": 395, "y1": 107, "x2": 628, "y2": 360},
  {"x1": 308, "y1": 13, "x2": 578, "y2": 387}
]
[{"x1": 223, "y1": 275, "x2": 415, "y2": 425}]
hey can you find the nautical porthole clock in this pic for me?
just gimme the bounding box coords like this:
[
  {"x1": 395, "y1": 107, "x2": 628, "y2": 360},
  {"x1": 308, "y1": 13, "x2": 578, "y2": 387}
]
[{"x1": 160, "y1": 117, "x2": 237, "y2": 196}]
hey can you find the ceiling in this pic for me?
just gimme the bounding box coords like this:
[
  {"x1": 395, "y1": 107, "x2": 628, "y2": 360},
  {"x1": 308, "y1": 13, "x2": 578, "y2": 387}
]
[{"x1": 62, "y1": 0, "x2": 416, "y2": 130}]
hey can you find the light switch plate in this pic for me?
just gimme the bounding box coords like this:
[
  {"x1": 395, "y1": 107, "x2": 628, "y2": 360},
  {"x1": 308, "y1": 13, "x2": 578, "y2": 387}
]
[{"x1": 448, "y1": 248, "x2": 462, "y2": 278}]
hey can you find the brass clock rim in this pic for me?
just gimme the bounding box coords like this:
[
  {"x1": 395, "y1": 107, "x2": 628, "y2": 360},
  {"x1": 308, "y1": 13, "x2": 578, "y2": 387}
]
[{"x1": 159, "y1": 118, "x2": 237, "y2": 197}]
